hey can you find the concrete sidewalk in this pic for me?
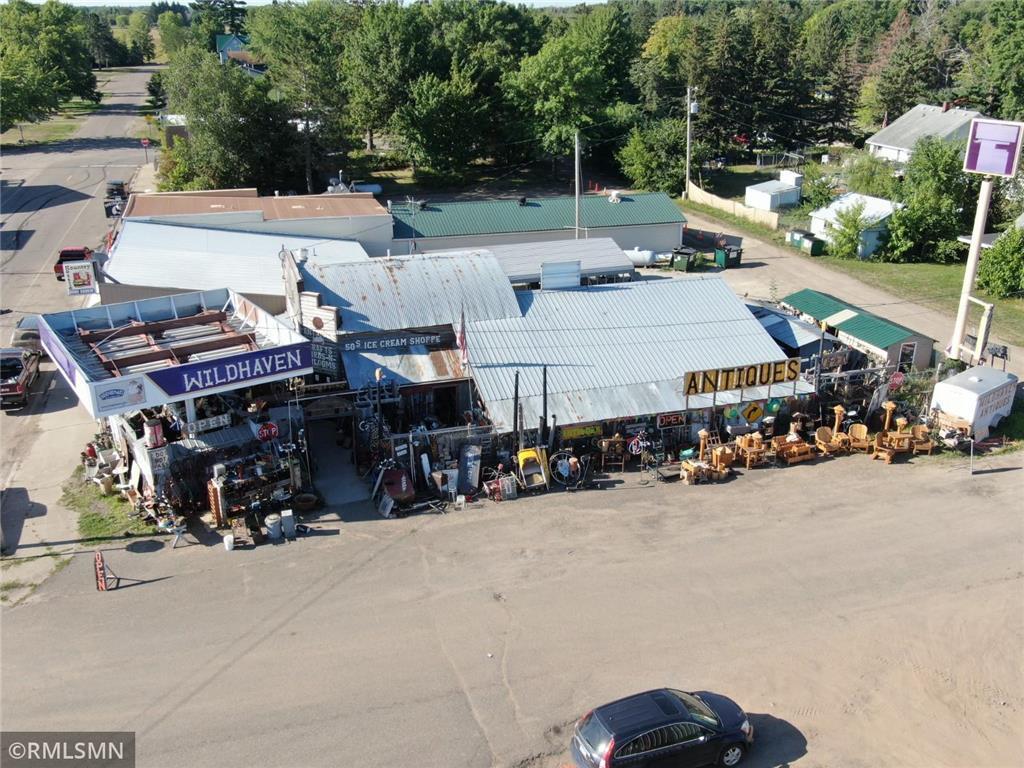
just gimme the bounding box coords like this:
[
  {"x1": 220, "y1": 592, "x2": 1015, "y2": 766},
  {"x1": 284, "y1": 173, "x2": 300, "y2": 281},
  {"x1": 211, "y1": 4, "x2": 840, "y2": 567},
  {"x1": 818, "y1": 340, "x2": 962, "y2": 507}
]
[{"x1": 680, "y1": 208, "x2": 1023, "y2": 379}]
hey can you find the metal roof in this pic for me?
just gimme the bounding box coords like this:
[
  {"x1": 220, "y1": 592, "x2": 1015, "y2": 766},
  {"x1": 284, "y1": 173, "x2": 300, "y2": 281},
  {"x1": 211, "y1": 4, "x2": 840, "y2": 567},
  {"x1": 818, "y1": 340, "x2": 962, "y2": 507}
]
[
  {"x1": 125, "y1": 192, "x2": 387, "y2": 220},
  {"x1": 301, "y1": 251, "x2": 522, "y2": 334},
  {"x1": 866, "y1": 104, "x2": 981, "y2": 152},
  {"x1": 106, "y1": 222, "x2": 369, "y2": 296},
  {"x1": 747, "y1": 180, "x2": 799, "y2": 195},
  {"x1": 468, "y1": 277, "x2": 807, "y2": 431},
  {"x1": 782, "y1": 289, "x2": 932, "y2": 350},
  {"x1": 481, "y1": 238, "x2": 635, "y2": 283},
  {"x1": 748, "y1": 305, "x2": 829, "y2": 350},
  {"x1": 341, "y1": 346, "x2": 466, "y2": 389},
  {"x1": 392, "y1": 192, "x2": 685, "y2": 240},
  {"x1": 809, "y1": 193, "x2": 901, "y2": 227}
]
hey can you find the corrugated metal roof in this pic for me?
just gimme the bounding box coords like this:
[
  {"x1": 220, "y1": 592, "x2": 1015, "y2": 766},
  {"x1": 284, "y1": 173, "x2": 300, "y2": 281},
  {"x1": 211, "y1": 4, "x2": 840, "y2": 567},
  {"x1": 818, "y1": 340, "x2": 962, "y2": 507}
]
[
  {"x1": 301, "y1": 251, "x2": 522, "y2": 334},
  {"x1": 482, "y1": 238, "x2": 635, "y2": 283},
  {"x1": 866, "y1": 104, "x2": 981, "y2": 152},
  {"x1": 748, "y1": 305, "x2": 829, "y2": 350},
  {"x1": 809, "y1": 193, "x2": 901, "y2": 227},
  {"x1": 341, "y1": 346, "x2": 466, "y2": 388},
  {"x1": 782, "y1": 289, "x2": 932, "y2": 350},
  {"x1": 747, "y1": 180, "x2": 799, "y2": 194},
  {"x1": 392, "y1": 192, "x2": 685, "y2": 240},
  {"x1": 106, "y1": 222, "x2": 369, "y2": 296},
  {"x1": 468, "y1": 277, "x2": 800, "y2": 431}
]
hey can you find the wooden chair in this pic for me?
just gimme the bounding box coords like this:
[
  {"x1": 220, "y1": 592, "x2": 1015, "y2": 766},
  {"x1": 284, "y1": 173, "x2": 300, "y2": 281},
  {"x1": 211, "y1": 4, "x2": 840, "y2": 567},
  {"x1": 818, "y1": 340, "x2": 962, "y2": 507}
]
[
  {"x1": 815, "y1": 426, "x2": 842, "y2": 455},
  {"x1": 848, "y1": 423, "x2": 871, "y2": 453},
  {"x1": 871, "y1": 432, "x2": 896, "y2": 464},
  {"x1": 911, "y1": 425, "x2": 935, "y2": 456}
]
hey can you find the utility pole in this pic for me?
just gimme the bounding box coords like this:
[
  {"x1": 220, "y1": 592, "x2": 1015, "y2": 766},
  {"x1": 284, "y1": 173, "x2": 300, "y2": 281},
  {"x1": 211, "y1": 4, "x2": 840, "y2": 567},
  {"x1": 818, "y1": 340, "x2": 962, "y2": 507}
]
[
  {"x1": 684, "y1": 86, "x2": 694, "y2": 200},
  {"x1": 948, "y1": 176, "x2": 994, "y2": 360},
  {"x1": 574, "y1": 130, "x2": 581, "y2": 239}
]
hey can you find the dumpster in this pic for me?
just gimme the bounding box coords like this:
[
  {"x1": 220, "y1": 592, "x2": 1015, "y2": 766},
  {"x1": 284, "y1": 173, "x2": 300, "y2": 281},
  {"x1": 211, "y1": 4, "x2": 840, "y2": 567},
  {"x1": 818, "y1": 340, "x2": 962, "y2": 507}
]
[
  {"x1": 673, "y1": 246, "x2": 699, "y2": 272},
  {"x1": 801, "y1": 235, "x2": 824, "y2": 256},
  {"x1": 714, "y1": 245, "x2": 743, "y2": 269}
]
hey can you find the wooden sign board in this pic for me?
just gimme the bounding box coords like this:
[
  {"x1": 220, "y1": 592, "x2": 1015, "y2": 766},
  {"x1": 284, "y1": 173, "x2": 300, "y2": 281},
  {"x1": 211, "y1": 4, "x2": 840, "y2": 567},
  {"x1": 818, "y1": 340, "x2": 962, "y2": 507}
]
[
  {"x1": 684, "y1": 359, "x2": 800, "y2": 396},
  {"x1": 560, "y1": 423, "x2": 602, "y2": 440}
]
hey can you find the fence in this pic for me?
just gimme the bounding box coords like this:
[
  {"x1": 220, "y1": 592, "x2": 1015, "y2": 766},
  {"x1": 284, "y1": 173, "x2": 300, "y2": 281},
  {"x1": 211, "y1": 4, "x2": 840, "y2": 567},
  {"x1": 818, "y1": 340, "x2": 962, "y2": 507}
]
[{"x1": 687, "y1": 182, "x2": 780, "y2": 230}]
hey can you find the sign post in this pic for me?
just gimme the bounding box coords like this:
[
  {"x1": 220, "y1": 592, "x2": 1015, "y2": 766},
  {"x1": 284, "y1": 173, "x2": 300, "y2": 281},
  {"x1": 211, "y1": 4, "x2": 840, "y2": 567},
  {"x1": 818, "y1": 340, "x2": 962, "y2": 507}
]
[
  {"x1": 949, "y1": 118, "x2": 1024, "y2": 360},
  {"x1": 141, "y1": 137, "x2": 150, "y2": 164}
]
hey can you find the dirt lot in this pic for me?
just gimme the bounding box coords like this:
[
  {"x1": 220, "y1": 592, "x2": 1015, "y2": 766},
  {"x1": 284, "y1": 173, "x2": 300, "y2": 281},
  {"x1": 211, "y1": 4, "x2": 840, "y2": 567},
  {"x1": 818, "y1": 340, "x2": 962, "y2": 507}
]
[{"x1": 2, "y1": 451, "x2": 1021, "y2": 768}]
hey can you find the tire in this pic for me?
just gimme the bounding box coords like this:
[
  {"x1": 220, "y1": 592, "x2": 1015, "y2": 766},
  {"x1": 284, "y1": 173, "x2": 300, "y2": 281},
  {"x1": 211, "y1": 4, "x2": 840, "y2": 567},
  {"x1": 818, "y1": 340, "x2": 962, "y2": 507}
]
[{"x1": 719, "y1": 743, "x2": 745, "y2": 767}]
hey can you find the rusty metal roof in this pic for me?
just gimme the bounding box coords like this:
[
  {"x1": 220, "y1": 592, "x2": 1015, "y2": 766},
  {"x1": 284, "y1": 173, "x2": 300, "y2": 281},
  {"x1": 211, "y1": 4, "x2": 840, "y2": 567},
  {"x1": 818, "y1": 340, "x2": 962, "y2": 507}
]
[
  {"x1": 302, "y1": 251, "x2": 522, "y2": 334},
  {"x1": 341, "y1": 345, "x2": 466, "y2": 388}
]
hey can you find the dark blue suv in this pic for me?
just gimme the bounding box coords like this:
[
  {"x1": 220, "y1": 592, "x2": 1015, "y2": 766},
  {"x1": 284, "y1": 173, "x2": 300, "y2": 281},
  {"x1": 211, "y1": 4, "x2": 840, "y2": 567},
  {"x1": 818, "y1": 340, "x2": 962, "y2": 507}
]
[{"x1": 570, "y1": 688, "x2": 753, "y2": 768}]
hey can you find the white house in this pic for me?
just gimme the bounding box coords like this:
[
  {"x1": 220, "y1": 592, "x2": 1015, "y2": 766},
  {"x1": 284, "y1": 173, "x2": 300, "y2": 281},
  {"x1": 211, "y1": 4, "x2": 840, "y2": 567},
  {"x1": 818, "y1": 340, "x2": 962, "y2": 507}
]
[
  {"x1": 809, "y1": 193, "x2": 902, "y2": 258},
  {"x1": 866, "y1": 104, "x2": 982, "y2": 164},
  {"x1": 744, "y1": 170, "x2": 803, "y2": 212}
]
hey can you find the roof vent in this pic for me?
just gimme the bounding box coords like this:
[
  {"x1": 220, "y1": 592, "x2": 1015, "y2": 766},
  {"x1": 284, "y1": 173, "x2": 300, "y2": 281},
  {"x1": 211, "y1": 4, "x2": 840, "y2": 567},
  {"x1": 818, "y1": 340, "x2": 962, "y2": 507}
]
[
  {"x1": 518, "y1": 196, "x2": 527, "y2": 206},
  {"x1": 608, "y1": 190, "x2": 621, "y2": 203}
]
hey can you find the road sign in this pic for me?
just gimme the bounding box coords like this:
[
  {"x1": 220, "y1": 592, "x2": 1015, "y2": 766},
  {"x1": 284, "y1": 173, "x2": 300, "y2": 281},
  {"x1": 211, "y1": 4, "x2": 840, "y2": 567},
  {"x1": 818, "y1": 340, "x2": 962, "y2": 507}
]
[
  {"x1": 889, "y1": 371, "x2": 905, "y2": 389},
  {"x1": 963, "y1": 118, "x2": 1024, "y2": 177},
  {"x1": 63, "y1": 261, "x2": 98, "y2": 295},
  {"x1": 140, "y1": 138, "x2": 151, "y2": 147},
  {"x1": 257, "y1": 421, "x2": 279, "y2": 442},
  {"x1": 741, "y1": 402, "x2": 763, "y2": 423}
]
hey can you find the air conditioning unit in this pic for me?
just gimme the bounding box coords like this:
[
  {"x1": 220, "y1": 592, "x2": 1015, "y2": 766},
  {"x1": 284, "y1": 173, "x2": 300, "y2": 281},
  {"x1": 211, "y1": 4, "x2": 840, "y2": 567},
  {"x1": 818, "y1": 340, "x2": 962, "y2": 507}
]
[{"x1": 608, "y1": 190, "x2": 622, "y2": 203}]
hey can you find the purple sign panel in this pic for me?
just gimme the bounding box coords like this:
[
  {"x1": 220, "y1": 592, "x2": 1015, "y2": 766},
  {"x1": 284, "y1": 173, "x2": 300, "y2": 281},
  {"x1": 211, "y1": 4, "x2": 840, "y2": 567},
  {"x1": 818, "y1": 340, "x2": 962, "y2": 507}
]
[
  {"x1": 963, "y1": 118, "x2": 1024, "y2": 177},
  {"x1": 145, "y1": 343, "x2": 312, "y2": 397}
]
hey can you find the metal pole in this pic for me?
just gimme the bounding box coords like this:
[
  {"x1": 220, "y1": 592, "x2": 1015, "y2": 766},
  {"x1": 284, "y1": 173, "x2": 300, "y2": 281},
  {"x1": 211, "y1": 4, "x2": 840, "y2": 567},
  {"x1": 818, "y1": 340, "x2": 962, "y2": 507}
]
[
  {"x1": 542, "y1": 365, "x2": 548, "y2": 443},
  {"x1": 512, "y1": 370, "x2": 520, "y2": 453},
  {"x1": 969, "y1": 438, "x2": 975, "y2": 475},
  {"x1": 948, "y1": 176, "x2": 994, "y2": 359},
  {"x1": 574, "y1": 130, "x2": 581, "y2": 239},
  {"x1": 684, "y1": 85, "x2": 692, "y2": 200}
]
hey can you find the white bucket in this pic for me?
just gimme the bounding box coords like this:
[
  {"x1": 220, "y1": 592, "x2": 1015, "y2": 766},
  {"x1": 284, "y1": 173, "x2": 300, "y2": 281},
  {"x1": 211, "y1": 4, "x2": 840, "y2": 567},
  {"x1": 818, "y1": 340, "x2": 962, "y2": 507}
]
[
  {"x1": 265, "y1": 513, "x2": 283, "y2": 540},
  {"x1": 223, "y1": 534, "x2": 234, "y2": 551},
  {"x1": 454, "y1": 494, "x2": 466, "y2": 511}
]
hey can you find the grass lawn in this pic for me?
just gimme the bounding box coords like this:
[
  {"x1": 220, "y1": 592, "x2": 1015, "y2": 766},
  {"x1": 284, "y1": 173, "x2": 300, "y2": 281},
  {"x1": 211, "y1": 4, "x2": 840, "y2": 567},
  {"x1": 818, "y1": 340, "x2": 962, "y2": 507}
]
[
  {"x1": 0, "y1": 73, "x2": 112, "y2": 149},
  {"x1": 678, "y1": 198, "x2": 1024, "y2": 347},
  {"x1": 700, "y1": 163, "x2": 776, "y2": 200},
  {"x1": 61, "y1": 468, "x2": 159, "y2": 544}
]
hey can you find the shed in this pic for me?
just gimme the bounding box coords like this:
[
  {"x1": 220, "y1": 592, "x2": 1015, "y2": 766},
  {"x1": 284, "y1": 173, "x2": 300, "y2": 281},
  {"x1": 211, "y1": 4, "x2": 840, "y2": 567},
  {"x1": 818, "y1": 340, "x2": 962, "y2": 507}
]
[
  {"x1": 930, "y1": 367, "x2": 1018, "y2": 439},
  {"x1": 744, "y1": 180, "x2": 801, "y2": 212},
  {"x1": 866, "y1": 104, "x2": 982, "y2": 164},
  {"x1": 808, "y1": 193, "x2": 902, "y2": 258},
  {"x1": 781, "y1": 288, "x2": 933, "y2": 370}
]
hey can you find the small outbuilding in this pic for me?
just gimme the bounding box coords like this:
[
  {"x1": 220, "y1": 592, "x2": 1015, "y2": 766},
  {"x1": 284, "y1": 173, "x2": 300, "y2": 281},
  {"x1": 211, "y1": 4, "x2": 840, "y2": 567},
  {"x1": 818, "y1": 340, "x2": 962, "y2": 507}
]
[
  {"x1": 866, "y1": 103, "x2": 982, "y2": 164},
  {"x1": 744, "y1": 170, "x2": 803, "y2": 212},
  {"x1": 809, "y1": 193, "x2": 901, "y2": 259}
]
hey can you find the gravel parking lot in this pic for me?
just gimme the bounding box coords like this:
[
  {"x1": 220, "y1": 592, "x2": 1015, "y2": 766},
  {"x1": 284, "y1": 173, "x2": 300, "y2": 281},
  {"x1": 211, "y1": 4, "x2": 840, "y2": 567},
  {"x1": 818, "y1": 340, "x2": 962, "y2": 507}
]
[{"x1": 2, "y1": 450, "x2": 1021, "y2": 768}]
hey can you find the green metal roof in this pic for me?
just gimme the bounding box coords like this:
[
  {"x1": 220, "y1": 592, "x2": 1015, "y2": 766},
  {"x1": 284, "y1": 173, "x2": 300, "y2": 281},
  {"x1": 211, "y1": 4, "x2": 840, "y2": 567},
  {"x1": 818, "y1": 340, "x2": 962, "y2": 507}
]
[
  {"x1": 782, "y1": 288, "x2": 931, "y2": 350},
  {"x1": 392, "y1": 192, "x2": 686, "y2": 240}
]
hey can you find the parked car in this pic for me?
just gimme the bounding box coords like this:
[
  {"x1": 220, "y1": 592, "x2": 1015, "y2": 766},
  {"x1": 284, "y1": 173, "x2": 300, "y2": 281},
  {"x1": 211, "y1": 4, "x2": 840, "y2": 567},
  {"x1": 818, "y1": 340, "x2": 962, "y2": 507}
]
[
  {"x1": 105, "y1": 180, "x2": 127, "y2": 199},
  {"x1": 570, "y1": 688, "x2": 753, "y2": 768},
  {"x1": 0, "y1": 348, "x2": 40, "y2": 408},
  {"x1": 54, "y1": 247, "x2": 93, "y2": 281},
  {"x1": 9, "y1": 315, "x2": 44, "y2": 357}
]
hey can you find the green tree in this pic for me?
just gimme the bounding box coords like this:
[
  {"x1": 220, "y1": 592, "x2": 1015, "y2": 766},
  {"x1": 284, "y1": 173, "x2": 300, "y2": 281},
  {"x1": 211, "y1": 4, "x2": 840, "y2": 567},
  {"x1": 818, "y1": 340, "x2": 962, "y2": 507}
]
[
  {"x1": 392, "y1": 69, "x2": 482, "y2": 177},
  {"x1": 846, "y1": 152, "x2": 898, "y2": 199},
  {"x1": 127, "y1": 10, "x2": 156, "y2": 64},
  {"x1": 190, "y1": 0, "x2": 226, "y2": 52},
  {"x1": 0, "y1": 0, "x2": 99, "y2": 131},
  {"x1": 829, "y1": 200, "x2": 867, "y2": 259},
  {"x1": 631, "y1": 15, "x2": 702, "y2": 117},
  {"x1": 883, "y1": 138, "x2": 980, "y2": 263},
  {"x1": 147, "y1": 72, "x2": 167, "y2": 110},
  {"x1": 617, "y1": 119, "x2": 710, "y2": 193},
  {"x1": 83, "y1": 11, "x2": 128, "y2": 69},
  {"x1": 800, "y1": 162, "x2": 838, "y2": 209},
  {"x1": 343, "y1": 1, "x2": 433, "y2": 151},
  {"x1": 161, "y1": 45, "x2": 301, "y2": 192},
  {"x1": 977, "y1": 227, "x2": 1024, "y2": 298},
  {"x1": 955, "y1": 0, "x2": 1024, "y2": 120},
  {"x1": 158, "y1": 11, "x2": 189, "y2": 58},
  {"x1": 248, "y1": 0, "x2": 358, "y2": 193}
]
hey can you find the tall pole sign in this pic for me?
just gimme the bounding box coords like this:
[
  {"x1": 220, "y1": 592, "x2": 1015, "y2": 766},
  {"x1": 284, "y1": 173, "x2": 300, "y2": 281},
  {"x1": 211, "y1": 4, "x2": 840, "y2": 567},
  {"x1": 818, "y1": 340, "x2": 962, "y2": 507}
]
[{"x1": 948, "y1": 118, "x2": 1024, "y2": 360}]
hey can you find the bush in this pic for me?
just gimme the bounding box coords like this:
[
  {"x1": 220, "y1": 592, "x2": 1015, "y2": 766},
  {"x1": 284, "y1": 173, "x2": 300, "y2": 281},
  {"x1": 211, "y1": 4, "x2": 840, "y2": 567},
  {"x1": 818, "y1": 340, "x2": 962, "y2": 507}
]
[{"x1": 977, "y1": 227, "x2": 1024, "y2": 298}]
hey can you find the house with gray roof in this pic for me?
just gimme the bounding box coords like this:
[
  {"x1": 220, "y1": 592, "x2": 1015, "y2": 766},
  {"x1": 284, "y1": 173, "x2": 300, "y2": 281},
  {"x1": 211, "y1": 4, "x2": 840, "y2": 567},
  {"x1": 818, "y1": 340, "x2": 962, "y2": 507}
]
[{"x1": 866, "y1": 104, "x2": 982, "y2": 164}]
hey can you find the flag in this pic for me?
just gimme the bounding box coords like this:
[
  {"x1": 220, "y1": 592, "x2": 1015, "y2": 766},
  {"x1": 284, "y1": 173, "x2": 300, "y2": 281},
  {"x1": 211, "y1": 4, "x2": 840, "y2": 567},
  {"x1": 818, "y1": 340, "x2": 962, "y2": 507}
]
[{"x1": 457, "y1": 307, "x2": 468, "y2": 367}]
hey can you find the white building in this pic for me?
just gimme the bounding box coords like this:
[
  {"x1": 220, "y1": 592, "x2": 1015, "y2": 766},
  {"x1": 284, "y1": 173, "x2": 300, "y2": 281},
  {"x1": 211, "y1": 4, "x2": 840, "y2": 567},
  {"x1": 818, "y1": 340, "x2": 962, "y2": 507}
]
[
  {"x1": 809, "y1": 193, "x2": 902, "y2": 259},
  {"x1": 744, "y1": 170, "x2": 803, "y2": 212},
  {"x1": 866, "y1": 104, "x2": 982, "y2": 164}
]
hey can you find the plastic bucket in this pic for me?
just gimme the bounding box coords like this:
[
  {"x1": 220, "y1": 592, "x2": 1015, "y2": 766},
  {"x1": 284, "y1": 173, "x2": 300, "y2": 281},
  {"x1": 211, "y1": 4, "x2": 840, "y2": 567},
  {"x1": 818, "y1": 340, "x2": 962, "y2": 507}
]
[
  {"x1": 223, "y1": 534, "x2": 235, "y2": 551},
  {"x1": 265, "y1": 513, "x2": 283, "y2": 540}
]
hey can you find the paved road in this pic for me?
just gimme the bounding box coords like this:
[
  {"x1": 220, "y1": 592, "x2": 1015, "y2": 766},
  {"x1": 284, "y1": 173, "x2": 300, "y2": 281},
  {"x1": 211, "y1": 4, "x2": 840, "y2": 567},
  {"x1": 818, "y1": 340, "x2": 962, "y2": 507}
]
[
  {"x1": 2, "y1": 452, "x2": 1020, "y2": 768},
  {"x1": 0, "y1": 68, "x2": 152, "y2": 574}
]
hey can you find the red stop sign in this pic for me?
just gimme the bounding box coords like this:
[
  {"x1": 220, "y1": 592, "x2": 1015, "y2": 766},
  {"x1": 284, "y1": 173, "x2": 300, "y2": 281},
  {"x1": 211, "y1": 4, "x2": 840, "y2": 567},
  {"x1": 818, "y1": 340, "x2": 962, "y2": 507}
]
[
  {"x1": 889, "y1": 371, "x2": 905, "y2": 389},
  {"x1": 141, "y1": 138, "x2": 151, "y2": 147},
  {"x1": 257, "y1": 422, "x2": 279, "y2": 442}
]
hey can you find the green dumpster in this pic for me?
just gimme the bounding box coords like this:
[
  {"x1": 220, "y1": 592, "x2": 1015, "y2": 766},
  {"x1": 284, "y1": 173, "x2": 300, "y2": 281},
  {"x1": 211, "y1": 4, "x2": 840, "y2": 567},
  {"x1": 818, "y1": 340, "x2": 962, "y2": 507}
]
[
  {"x1": 714, "y1": 246, "x2": 743, "y2": 269},
  {"x1": 801, "y1": 236, "x2": 824, "y2": 256},
  {"x1": 673, "y1": 246, "x2": 698, "y2": 272}
]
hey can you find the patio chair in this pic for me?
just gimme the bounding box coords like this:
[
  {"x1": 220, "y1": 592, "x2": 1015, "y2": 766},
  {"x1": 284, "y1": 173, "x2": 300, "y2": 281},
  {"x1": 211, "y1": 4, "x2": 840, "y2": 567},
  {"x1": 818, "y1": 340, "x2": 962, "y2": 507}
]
[
  {"x1": 911, "y1": 425, "x2": 935, "y2": 456},
  {"x1": 848, "y1": 423, "x2": 871, "y2": 453},
  {"x1": 815, "y1": 426, "x2": 840, "y2": 456},
  {"x1": 871, "y1": 432, "x2": 896, "y2": 464}
]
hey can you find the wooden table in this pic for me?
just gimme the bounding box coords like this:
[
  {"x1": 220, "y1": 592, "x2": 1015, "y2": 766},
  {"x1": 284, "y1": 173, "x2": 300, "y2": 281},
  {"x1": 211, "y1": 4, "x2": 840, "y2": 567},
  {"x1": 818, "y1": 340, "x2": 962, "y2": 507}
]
[{"x1": 884, "y1": 433, "x2": 913, "y2": 453}]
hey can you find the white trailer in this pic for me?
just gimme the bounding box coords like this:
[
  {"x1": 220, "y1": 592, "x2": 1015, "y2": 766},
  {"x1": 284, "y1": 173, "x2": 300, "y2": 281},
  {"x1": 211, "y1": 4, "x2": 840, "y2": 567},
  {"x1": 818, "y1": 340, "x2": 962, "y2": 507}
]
[{"x1": 930, "y1": 367, "x2": 1018, "y2": 440}]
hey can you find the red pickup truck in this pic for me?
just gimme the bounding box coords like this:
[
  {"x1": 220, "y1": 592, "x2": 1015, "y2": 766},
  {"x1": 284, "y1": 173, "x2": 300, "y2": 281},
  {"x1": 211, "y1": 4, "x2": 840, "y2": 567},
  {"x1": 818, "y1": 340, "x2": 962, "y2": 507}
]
[
  {"x1": 1, "y1": 348, "x2": 40, "y2": 409},
  {"x1": 54, "y1": 247, "x2": 93, "y2": 281}
]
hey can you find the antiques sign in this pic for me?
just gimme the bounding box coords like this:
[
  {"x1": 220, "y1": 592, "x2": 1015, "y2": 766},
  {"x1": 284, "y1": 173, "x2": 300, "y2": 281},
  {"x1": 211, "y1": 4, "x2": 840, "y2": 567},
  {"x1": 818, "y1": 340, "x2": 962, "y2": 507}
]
[
  {"x1": 684, "y1": 359, "x2": 800, "y2": 396},
  {"x1": 341, "y1": 331, "x2": 449, "y2": 353}
]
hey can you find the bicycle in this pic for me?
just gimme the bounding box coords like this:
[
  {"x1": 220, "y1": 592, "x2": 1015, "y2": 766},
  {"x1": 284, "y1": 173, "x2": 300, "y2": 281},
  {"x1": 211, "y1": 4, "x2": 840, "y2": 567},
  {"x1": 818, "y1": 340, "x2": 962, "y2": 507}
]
[{"x1": 627, "y1": 431, "x2": 661, "y2": 485}]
